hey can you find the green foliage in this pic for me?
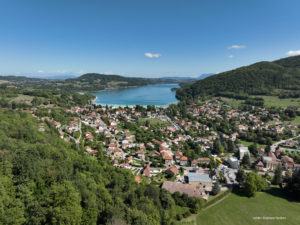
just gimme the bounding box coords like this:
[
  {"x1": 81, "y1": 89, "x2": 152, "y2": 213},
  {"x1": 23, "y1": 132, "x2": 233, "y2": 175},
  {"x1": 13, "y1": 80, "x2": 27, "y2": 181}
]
[
  {"x1": 176, "y1": 55, "x2": 300, "y2": 100},
  {"x1": 211, "y1": 182, "x2": 221, "y2": 196},
  {"x1": 272, "y1": 165, "x2": 283, "y2": 185},
  {"x1": 0, "y1": 109, "x2": 199, "y2": 224},
  {"x1": 244, "y1": 172, "x2": 267, "y2": 197}
]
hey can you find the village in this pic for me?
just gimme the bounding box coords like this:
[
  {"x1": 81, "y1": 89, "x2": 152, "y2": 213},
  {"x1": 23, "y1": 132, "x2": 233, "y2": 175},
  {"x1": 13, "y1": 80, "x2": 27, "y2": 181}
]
[{"x1": 29, "y1": 99, "x2": 300, "y2": 200}]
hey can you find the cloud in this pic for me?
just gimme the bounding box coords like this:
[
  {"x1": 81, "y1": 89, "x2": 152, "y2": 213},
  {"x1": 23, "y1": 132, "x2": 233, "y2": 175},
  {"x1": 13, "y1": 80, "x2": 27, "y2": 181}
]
[
  {"x1": 144, "y1": 52, "x2": 162, "y2": 58},
  {"x1": 37, "y1": 70, "x2": 44, "y2": 73},
  {"x1": 286, "y1": 50, "x2": 300, "y2": 56},
  {"x1": 228, "y1": 45, "x2": 246, "y2": 50},
  {"x1": 228, "y1": 55, "x2": 234, "y2": 58}
]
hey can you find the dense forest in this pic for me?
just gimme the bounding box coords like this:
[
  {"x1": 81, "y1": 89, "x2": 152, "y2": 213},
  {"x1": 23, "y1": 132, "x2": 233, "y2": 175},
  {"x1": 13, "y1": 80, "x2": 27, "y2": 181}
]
[
  {"x1": 0, "y1": 109, "x2": 204, "y2": 225},
  {"x1": 0, "y1": 73, "x2": 175, "y2": 92},
  {"x1": 176, "y1": 55, "x2": 300, "y2": 101}
]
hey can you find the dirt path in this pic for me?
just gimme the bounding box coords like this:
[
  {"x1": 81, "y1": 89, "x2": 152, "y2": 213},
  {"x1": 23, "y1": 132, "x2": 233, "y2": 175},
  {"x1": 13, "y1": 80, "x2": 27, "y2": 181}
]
[
  {"x1": 202, "y1": 193, "x2": 231, "y2": 211},
  {"x1": 179, "y1": 192, "x2": 231, "y2": 225}
]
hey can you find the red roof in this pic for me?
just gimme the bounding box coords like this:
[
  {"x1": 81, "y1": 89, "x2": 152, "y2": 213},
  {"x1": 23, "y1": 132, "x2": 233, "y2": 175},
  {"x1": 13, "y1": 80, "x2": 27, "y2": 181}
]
[
  {"x1": 164, "y1": 156, "x2": 173, "y2": 160},
  {"x1": 180, "y1": 156, "x2": 188, "y2": 161},
  {"x1": 167, "y1": 167, "x2": 179, "y2": 175},
  {"x1": 135, "y1": 176, "x2": 142, "y2": 183}
]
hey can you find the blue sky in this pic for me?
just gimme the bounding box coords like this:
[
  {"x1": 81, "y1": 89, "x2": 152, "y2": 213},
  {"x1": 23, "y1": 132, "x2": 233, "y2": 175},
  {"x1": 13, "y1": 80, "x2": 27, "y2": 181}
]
[{"x1": 1, "y1": 0, "x2": 300, "y2": 77}]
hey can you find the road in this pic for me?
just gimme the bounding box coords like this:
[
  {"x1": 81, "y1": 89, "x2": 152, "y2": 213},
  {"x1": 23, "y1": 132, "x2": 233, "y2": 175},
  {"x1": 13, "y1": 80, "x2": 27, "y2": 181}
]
[{"x1": 270, "y1": 134, "x2": 300, "y2": 152}]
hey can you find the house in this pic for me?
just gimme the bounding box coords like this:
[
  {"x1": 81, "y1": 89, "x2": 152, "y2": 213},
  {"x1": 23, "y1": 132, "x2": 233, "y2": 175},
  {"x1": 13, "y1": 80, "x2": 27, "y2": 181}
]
[
  {"x1": 281, "y1": 156, "x2": 294, "y2": 170},
  {"x1": 136, "y1": 150, "x2": 145, "y2": 161},
  {"x1": 198, "y1": 157, "x2": 211, "y2": 165},
  {"x1": 54, "y1": 121, "x2": 61, "y2": 129},
  {"x1": 162, "y1": 181, "x2": 208, "y2": 199},
  {"x1": 143, "y1": 164, "x2": 151, "y2": 177},
  {"x1": 239, "y1": 146, "x2": 250, "y2": 160},
  {"x1": 191, "y1": 159, "x2": 199, "y2": 167},
  {"x1": 256, "y1": 161, "x2": 264, "y2": 171},
  {"x1": 180, "y1": 156, "x2": 188, "y2": 166},
  {"x1": 175, "y1": 152, "x2": 183, "y2": 162},
  {"x1": 227, "y1": 157, "x2": 239, "y2": 169},
  {"x1": 187, "y1": 172, "x2": 212, "y2": 188},
  {"x1": 166, "y1": 166, "x2": 179, "y2": 176},
  {"x1": 266, "y1": 160, "x2": 281, "y2": 170},
  {"x1": 164, "y1": 156, "x2": 173, "y2": 167}
]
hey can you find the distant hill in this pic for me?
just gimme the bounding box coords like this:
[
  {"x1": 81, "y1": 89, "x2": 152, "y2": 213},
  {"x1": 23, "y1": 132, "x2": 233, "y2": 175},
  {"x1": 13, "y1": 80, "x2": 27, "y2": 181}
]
[
  {"x1": 176, "y1": 55, "x2": 300, "y2": 100},
  {"x1": 0, "y1": 73, "x2": 174, "y2": 91},
  {"x1": 197, "y1": 73, "x2": 215, "y2": 80},
  {"x1": 162, "y1": 73, "x2": 214, "y2": 81}
]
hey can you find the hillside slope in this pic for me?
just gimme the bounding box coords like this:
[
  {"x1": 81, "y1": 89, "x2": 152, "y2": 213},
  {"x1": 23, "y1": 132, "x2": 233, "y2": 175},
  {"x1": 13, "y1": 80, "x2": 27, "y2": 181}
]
[
  {"x1": 176, "y1": 55, "x2": 300, "y2": 100},
  {"x1": 0, "y1": 73, "x2": 174, "y2": 92}
]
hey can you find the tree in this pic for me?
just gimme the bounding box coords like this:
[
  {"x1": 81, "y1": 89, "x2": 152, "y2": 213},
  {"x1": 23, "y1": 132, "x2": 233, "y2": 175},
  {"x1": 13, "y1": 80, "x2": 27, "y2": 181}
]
[
  {"x1": 48, "y1": 181, "x2": 82, "y2": 225},
  {"x1": 285, "y1": 169, "x2": 300, "y2": 200},
  {"x1": 236, "y1": 169, "x2": 245, "y2": 186},
  {"x1": 241, "y1": 154, "x2": 251, "y2": 167},
  {"x1": 211, "y1": 182, "x2": 221, "y2": 195},
  {"x1": 272, "y1": 165, "x2": 283, "y2": 185},
  {"x1": 244, "y1": 172, "x2": 267, "y2": 197},
  {"x1": 248, "y1": 144, "x2": 257, "y2": 156},
  {"x1": 212, "y1": 140, "x2": 224, "y2": 155}
]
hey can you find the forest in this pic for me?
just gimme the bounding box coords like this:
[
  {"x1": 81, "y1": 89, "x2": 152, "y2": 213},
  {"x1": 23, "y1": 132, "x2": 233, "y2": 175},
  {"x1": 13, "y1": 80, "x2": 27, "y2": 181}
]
[
  {"x1": 176, "y1": 55, "x2": 300, "y2": 101},
  {"x1": 0, "y1": 109, "x2": 204, "y2": 225},
  {"x1": 0, "y1": 73, "x2": 175, "y2": 92}
]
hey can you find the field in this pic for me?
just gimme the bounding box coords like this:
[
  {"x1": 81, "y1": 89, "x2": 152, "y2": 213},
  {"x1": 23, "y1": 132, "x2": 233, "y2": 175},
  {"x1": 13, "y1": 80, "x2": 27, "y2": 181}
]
[
  {"x1": 260, "y1": 96, "x2": 300, "y2": 108},
  {"x1": 238, "y1": 140, "x2": 266, "y2": 149},
  {"x1": 138, "y1": 118, "x2": 171, "y2": 127},
  {"x1": 178, "y1": 188, "x2": 300, "y2": 225},
  {"x1": 8, "y1": 94, "x2": 34, "y2": 104},
  {"x1": 218, "y1": 96, "x2": 300, "y2": 108},
  {"x1": 291, "y1": 116, "x2": 300, "y2": 125}
]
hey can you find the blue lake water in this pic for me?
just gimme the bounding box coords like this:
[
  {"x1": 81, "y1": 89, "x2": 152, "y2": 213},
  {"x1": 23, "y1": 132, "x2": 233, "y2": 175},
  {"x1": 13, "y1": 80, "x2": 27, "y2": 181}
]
[{"x1": 90, "y1": 83, "x2": 179, "y2": 107}]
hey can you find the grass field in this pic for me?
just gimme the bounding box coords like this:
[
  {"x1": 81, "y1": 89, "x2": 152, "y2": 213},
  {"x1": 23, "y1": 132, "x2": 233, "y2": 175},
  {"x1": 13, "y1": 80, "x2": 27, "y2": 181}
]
[
  {"x1": 259, "y1": 96, "x2": 300, "y2": 108},
  {"x1": 291, "y1": 116, "x2": 300, "y2": 125},
  {"x1": 179, "y1": 188, "x2": 300, "y2": 225},
  {"x1": 9, "y1": 95, "x2": 34, "y2": 104},
  {"x1": 218, "y1": 97, "x2": 244, "y2": 108},
  {"x1": 218, "y1": 96, "x2": 300, "y2": 108},
  {"x1": 138, "y1": 118, "x2": 170, "y2": 127},
  {"x1": 238, "y1": 140, "x2": 266, "y2": 149}
]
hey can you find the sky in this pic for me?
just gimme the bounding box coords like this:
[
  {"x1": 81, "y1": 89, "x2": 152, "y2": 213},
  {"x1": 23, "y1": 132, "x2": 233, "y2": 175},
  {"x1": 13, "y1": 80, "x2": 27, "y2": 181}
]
[{"x1": 0, "y1": 0, "x2": 300, "y2": 78}]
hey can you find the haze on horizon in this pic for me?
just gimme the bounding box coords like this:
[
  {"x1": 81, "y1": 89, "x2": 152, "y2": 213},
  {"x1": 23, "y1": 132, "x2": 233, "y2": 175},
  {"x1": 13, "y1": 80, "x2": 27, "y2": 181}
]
[{"x1": 1, "y1": 0, "x2": 300, "y2": 78}]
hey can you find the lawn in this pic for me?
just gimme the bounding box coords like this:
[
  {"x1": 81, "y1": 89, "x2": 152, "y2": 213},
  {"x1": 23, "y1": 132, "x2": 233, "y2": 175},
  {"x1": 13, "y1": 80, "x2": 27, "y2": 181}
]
[
  {"x1": 259, "y1": 96, "x2": 300, "y2": 108},
  {"x1": 218, "y1": 97, "x2": 244, "y2": 108},
  {"x1": 217, "y1": 96, "x2": 300, "y2": 108},
  {"x1": 238, "y1": 139, "x2": 266, "y2": 149},
  {"x1": 179, "y1": 188, "x2": 300, "y2": 225},
  {"x1": 138, "y1": 118, "x2": 170, "y2": 127},
  {"x1": 291, "y1": 116, "x2": 300, "y2": 125}
]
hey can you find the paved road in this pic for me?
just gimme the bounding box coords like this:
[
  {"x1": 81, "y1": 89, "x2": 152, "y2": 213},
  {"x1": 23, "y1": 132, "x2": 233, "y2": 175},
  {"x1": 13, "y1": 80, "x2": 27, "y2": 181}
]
[{"x1": 270, "y1": 135, "x2": 300, "y2": 152}]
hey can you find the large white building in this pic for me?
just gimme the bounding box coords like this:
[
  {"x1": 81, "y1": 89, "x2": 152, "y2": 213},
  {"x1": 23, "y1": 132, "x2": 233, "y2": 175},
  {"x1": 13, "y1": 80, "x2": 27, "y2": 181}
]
[
  {"x1": 239, "y1": 146, "x2": 250, "y2": 160},
  {"x1": 227, "y1": 157, "x2": 239, "y2": 169}
]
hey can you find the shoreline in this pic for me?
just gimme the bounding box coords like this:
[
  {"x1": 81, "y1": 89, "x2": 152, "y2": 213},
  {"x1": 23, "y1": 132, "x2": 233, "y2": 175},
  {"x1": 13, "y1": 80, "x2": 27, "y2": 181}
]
[{"x1": 89, "y1": 83, "x2": 179, "y2": 108}]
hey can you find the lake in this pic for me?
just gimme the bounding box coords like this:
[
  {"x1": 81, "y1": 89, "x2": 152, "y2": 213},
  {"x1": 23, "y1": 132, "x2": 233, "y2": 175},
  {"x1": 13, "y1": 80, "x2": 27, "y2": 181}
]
[{"x1": 90, "y1": 83, "x2": 179, "y2": 107}]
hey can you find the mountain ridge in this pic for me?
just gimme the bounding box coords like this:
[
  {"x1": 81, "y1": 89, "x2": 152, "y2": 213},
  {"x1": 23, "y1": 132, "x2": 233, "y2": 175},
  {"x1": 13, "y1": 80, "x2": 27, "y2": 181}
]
[{"x1": 176, "y1": 55, "x2": 300, "y2": 100}]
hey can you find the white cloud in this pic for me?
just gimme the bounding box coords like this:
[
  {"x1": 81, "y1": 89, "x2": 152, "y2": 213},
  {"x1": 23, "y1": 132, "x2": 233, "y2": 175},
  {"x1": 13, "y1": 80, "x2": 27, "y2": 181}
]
[
  {"x1": 228, "y1": 55, "x2": 234, "y2": 58},
  {"x1": 228, "y1": 45, "x2": 246, "y2": 50},
  {"x1": 37, "y1": 70, "x2": 44, "y2": 73},
  {"x1": 286, "y1": 50, "x2": 300, "y2": 56},
  {"x1": 144, "y1": 52, "x2": 162, "y2": 58}
]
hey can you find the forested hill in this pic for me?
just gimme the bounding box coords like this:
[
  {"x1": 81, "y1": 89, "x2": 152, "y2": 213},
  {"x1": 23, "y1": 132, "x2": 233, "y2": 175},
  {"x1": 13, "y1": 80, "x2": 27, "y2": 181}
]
[
  {"x1": 176, "y1": 55, "x2": 300, "y2": 100},
  {"x1": 64, "y1": 73, "x2": 172, "y2": 91},
  {"x1": 0, "y1": 73, "x2": 175, "y2": 92},
  {"x1": 0, "y1": 109, "x2": 203, "y2": 224}
]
